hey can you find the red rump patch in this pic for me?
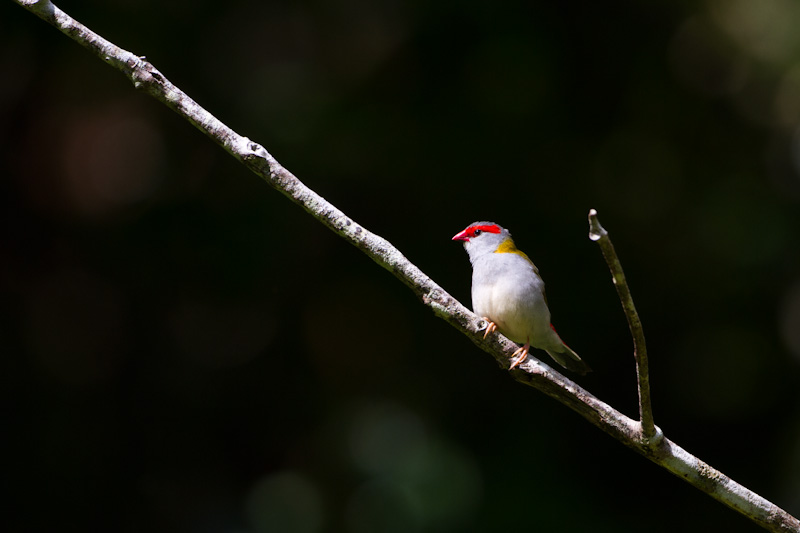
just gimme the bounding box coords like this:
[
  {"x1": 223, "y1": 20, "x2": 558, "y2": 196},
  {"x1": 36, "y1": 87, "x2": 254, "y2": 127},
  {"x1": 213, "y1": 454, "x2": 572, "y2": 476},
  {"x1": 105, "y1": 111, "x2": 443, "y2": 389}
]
[{"x1": 550, "y1": 324, "x2": 571, "y2": 347}]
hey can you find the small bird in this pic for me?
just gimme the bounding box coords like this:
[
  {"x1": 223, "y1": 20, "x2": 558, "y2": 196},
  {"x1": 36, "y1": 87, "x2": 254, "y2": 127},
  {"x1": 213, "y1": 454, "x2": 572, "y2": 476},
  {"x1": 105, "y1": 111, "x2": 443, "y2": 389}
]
[{"x1": 452, "y1": 221, "x2": 591, "y2": 374}]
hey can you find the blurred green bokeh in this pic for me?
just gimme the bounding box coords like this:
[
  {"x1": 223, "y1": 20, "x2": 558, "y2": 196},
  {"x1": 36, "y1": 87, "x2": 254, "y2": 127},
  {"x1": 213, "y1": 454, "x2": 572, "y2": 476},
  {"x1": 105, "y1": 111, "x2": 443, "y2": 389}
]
[{"x1": 3, "y1": 1, "x2": 800, "y2": 531}]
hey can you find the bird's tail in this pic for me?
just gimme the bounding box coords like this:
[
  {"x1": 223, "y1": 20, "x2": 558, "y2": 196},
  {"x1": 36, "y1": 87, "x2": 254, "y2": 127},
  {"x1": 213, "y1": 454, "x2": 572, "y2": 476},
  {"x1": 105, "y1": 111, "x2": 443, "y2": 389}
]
[
  {"x1": 545, "y1": 325, "x2": 592, "y2": 375},
  {"x1": 545, "y1": 344, "x2": 592, "y2": 375}
]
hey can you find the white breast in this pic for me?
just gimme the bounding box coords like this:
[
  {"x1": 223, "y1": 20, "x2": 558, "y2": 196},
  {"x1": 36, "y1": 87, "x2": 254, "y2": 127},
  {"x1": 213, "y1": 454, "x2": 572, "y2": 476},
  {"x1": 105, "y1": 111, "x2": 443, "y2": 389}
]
[{"x1": 471, "y1": 253, "x2": 551, "y2": 345}]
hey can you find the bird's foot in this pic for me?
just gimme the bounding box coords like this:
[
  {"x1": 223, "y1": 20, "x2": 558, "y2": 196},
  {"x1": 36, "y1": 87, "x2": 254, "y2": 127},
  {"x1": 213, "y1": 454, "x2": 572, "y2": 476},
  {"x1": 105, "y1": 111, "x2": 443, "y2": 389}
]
[
  {"x1": 481, "y1": 318, "x2": 497, "y2": 339},
  {"x1": 509, "y1": 344, "x2": 530, "y2": 369}
]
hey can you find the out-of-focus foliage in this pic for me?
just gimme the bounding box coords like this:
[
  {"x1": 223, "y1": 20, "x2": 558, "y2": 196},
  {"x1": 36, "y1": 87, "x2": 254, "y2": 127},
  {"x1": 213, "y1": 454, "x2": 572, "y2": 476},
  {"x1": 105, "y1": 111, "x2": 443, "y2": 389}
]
[{"x1": 3, "y1": 1, "x2": 799, "y2": 531}]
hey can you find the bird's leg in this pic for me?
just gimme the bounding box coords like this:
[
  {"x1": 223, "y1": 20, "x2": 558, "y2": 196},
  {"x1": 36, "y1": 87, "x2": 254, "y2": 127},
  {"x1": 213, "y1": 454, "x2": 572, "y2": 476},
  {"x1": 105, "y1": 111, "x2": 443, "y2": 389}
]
[
  {"x1": 481, "y1": 318, "x2": 497, "y2": 339},
  {"x1": 509, "y1": 343, "x2": 530, "y2": 369}
]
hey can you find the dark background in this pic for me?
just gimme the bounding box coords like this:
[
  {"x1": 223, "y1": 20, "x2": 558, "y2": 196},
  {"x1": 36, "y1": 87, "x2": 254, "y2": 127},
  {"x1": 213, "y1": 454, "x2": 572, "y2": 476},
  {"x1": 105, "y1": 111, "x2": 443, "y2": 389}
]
[{"x1": 3, "y1": 1, "x2": 800, "y2": 531}]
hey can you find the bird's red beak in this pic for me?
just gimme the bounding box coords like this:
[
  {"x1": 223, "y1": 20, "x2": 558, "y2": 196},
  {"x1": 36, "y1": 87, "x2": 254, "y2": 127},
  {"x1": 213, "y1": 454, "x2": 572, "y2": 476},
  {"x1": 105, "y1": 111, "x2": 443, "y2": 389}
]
[{"x1": 452, "y1": 229, "x2": 470, "y2": 242}]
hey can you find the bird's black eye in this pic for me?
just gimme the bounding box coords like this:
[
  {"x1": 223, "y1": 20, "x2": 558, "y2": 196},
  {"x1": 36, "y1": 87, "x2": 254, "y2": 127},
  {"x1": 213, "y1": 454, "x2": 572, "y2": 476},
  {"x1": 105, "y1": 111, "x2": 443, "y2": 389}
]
[{"x1": 473, "y1": 229, "x2": 482, "y2": 236}]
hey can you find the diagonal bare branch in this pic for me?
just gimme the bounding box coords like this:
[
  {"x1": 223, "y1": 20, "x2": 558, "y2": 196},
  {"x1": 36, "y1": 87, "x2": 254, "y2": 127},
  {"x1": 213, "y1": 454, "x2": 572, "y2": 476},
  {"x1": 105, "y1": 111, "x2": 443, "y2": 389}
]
[{"x1": 13, "y1": 1, "x2": 799, "y2": 531}]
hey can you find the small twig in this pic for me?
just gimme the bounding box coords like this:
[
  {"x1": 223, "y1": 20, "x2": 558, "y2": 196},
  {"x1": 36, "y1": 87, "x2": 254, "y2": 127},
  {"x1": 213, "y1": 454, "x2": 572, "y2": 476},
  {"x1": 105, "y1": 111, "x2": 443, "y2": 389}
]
[{"x1": 588, "y1": 209, "x2": 655, "y2": 442}]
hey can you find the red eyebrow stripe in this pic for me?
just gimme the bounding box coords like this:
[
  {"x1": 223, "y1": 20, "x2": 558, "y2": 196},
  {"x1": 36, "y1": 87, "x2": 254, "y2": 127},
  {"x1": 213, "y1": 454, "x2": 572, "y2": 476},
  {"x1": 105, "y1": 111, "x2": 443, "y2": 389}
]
[
  {"x1": 470, "y1": 224, "x2": 501, "y2": 235},
  {"x1": 452, "y1": 223, "x2": 502, "y2": 241}
]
